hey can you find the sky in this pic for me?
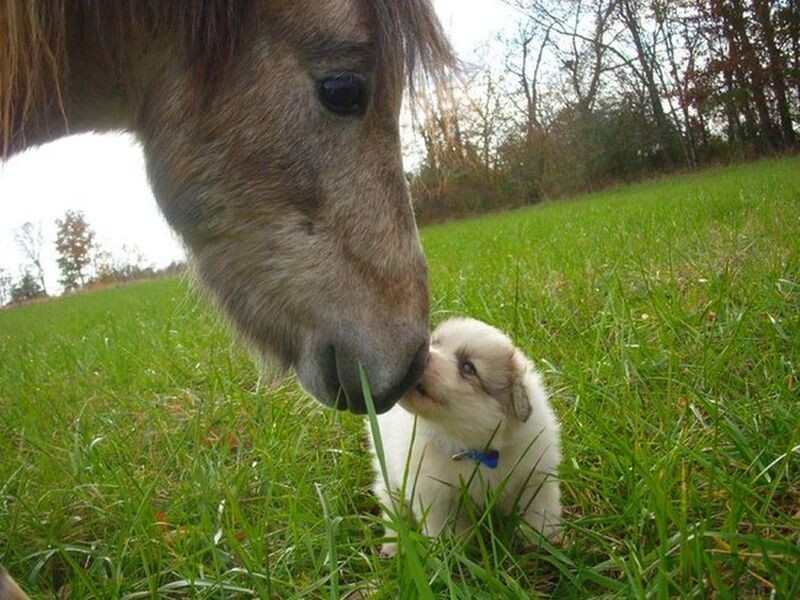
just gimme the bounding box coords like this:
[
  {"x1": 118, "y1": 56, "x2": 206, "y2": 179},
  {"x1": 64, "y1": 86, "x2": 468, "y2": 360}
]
[{"x1": 0, "y1": 1, "x2": 519, "y2": 295}]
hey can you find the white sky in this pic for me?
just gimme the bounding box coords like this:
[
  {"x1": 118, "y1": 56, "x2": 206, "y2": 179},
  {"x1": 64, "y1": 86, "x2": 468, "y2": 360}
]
[{"x1": 0, "y1": 1, "x2": 518, "y2": 294}]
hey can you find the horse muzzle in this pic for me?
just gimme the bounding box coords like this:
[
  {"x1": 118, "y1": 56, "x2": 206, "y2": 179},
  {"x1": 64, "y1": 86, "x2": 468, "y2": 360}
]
[{"x1": 297, "y1": 333, "x2": 429, "y2": 414}]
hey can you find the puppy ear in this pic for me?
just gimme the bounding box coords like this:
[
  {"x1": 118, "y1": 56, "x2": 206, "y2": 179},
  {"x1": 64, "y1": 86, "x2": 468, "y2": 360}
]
[{"x1": 510, "y1": 354, "x2": 532, "y2": 422}]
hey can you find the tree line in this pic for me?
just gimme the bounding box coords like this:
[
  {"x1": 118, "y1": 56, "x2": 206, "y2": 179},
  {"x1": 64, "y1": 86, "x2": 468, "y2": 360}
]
[
  {"x1": 1, "y1": 211, "x2": 184, "y2": 307},
  {"x1": 410, "y1": 0, "x2": 799, "y2": 222}
]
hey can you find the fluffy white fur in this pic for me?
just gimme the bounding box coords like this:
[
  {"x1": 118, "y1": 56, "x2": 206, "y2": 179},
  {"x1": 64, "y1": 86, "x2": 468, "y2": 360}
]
[{"x1": 369, "y1": 317, "x2": 562, "y2": 556}]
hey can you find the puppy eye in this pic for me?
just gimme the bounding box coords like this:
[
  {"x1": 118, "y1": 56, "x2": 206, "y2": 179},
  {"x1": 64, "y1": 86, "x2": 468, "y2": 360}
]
[
  {"x1": 317, "y1": 74, "x2": 368, "y2": 116},
  {"x1": 459, "y1": 361, "x2": 477, "y2": 376}
]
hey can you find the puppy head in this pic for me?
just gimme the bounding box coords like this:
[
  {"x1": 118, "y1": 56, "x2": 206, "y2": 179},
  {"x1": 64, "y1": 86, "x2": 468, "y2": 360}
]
[{"x1": 401, "y1": 318, "x2": 533, "y2": 445}]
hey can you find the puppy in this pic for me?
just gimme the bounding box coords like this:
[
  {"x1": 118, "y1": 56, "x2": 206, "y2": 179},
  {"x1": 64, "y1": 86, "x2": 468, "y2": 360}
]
[{"x1": 369, "y1": 317, "x2": 561, "y2": 556}]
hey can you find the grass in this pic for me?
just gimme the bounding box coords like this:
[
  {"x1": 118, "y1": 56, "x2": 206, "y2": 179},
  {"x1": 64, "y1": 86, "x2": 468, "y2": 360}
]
[{"x1": 1, "y1": 156, "x2": 799, "y2": 598}]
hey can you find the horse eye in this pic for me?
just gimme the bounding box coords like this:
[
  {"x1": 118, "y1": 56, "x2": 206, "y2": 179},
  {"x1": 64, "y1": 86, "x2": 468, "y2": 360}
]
[
  {"x1": 460, "y1": 361, "x2": 477, "y2": 376},
  {"x1": 317, "y1": 74, "x2": 367, "y2": 116}
]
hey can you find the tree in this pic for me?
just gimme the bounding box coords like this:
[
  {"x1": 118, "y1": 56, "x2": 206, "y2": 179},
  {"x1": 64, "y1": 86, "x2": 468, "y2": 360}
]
[
  {"x1": 504, "y1": 19, "x2": 552, "y2": 188},
  {"x1": 55, "y1": 210, "x2": 95, "y2": 291},
  {"x1": 0, "y1": 268, "x2": 12, "y2": 306},
  {"x1": 90, "y1": 243, "x2": 153, "y2": 284},
  {"x1": 14, "y1": 221, "x2": 48, "y2": 295},
  {"x1": 10, "y1": 270, "x2": 46, "y2": 304},
  {"x1": 404, "y1": 0, "x2": 793, "y2": 224},
  {"x1": 618, "y1": 0, "x2": 682, "y2": 165},
  {"x1": 752, "y1": 0, "x2": 796, "y2": 146}
]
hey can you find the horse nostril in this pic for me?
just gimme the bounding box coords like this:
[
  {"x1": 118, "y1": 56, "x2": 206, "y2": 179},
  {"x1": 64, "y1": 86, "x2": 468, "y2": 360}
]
[
  {"x1": 377, "y1": 341, "x2": 428, "y2": 408},
  {"x1": 334, "y1": 338, "x2": 430, "y2": 415}
]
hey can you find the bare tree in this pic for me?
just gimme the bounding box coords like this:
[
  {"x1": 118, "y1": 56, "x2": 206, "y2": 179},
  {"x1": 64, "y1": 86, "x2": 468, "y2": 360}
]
[
  {"x1": 653, "y1": 0, "x2": 702, "y2": 166},
  {"x1": 507, "y1": 0, "x2": 624, "y2": 116},
  {"x1": 618, "y1": 0, "x2": 680, "y2": 163},
  {"x1": 562, "y1": 0, "x2": 619, "y2": 113},
  {"x1": 500, "y1": 17, "x2": 556, "y2": 189},
  {"x1": 90, "y1": 242, "x2": 151, "y2": 284},
  {"x1": 505, "y1": 20, "x2": 549, "y2": 140},
  {"x1": 0, "y1": 268, "x2": 12, "y2": 306},
  {"x1": 14, "y1": 221, "x2": 47, "y2": 295},
  {"x1": 462, "y1": 65, "x2": 506, "y2": 173}
]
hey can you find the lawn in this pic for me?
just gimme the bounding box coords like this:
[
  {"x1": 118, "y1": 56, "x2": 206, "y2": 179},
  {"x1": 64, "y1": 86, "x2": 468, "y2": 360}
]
[{"x1": 1, "y1": 156, "x2": 798, "y2": 598}]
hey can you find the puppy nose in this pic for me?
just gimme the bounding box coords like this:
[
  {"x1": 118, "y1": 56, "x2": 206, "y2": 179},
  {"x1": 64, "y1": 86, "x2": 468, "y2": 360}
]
[{"x1": 427, "y1": 347, "x2": 443, "y2": 363}]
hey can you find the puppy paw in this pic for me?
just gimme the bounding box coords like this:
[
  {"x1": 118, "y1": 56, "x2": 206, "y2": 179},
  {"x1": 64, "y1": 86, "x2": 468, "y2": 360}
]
[
  {"x1": 523, "y1": 507, "x2": 562, "y2": 544},
  {"x1": 540, "y1": 522, "x2": 564, "y2": 545},
  {"x1": 379, "y1": 542, "x2": 397, "y2": 558}
]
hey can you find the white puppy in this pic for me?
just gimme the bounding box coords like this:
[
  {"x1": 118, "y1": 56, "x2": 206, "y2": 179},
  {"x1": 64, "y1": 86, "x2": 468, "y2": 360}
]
[{"x1": 369, "y1": 317, "x2": 561, "y2": 556}]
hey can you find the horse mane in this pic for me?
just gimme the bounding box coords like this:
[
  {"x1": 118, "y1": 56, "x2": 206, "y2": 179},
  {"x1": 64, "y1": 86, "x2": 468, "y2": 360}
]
[
  {"x1": 0, "y1": 0, "x2": 453, "y2": 157},
  {"x1": 0, "y1": 1, "x2": 253, "y2": 156}
]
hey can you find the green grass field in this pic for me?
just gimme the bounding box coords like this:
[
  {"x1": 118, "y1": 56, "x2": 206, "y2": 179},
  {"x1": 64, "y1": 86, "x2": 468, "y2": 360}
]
[{"x1": 2, "y1": 157, "x2": 799, "y2": 598}]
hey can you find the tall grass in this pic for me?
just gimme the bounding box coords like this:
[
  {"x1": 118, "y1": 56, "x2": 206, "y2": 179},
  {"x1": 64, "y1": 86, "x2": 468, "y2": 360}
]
[{"x1": 1, "y1": 157, "x2": 798, "y2": 597}]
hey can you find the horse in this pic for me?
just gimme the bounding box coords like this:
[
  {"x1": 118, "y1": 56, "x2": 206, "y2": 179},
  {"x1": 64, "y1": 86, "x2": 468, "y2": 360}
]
[
  {"x1": 1, "y1": 1, "x2": 453, "y2": 595},
  {"x1": 0, "y1": 0, "x2": 453, "y2": 415}
]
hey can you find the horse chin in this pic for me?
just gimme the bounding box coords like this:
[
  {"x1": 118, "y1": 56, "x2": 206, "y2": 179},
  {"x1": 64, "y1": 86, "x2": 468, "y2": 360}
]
[{"x1": 294, "y1": 341, "x2": 345, "y2": 410}]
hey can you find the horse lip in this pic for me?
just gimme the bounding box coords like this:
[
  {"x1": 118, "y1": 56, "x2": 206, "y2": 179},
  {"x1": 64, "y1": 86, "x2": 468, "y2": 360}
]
[
  {"x1": 334, "y1": 390, "x2": 348, "y2": 410},
  {"x1": 318, "y1": 344, "x2": 347, "y2": 410},
  {"x1": 325, "y1": 344, "x2": 360, "y2": 412}
]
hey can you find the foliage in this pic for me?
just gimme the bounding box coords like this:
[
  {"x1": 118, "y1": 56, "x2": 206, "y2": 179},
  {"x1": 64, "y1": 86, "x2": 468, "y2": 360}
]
[
  {"x1": 91, "y1": 244, "x2": 155, "y2": 286},
  {"x1": 55, "y1": 210, "x2": 95, "y2": 291},
  {"x1": 1, "y1": 157, "x2": 798, "y2": 597},
  {"x1": 9, "y1": 270, "x2": 46, "y2": 304},
  {"x1": 410, "y1": 0, "x2": 799, "y2": 223}
]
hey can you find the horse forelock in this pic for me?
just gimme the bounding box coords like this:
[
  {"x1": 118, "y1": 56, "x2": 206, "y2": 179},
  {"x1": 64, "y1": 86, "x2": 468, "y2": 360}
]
[
  {"x1": 366, "y1": 0, "x2": 455, "y2": 97},
  {"x1": 0, "y1": 0, "x2": 453, "y2": 157}
]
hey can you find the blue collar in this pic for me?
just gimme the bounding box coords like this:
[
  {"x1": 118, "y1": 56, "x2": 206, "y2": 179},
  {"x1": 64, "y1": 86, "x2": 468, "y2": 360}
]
[{"x1": 452, "y1": 448, "x2": 499, "y2": 469}]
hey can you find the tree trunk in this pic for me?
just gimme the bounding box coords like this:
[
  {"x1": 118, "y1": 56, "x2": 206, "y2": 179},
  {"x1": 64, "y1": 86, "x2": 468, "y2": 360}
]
[
  {"x1": 662, "y1": 14, "x2": 697, "y2": 167},
  {"x1": 722, "y1": 64, "x2": 745, "y2": 146},
  {"x1": 620, "y1": 0, "x2": 678, "y2": 166},
  {"x1": 752, "y1": 0, "x2": 796, "y2": 145},
  {"x1": 792, "y1": 2, "x2": 800, "y2": 108},
  {"x1": 727, "y1": 0, "x2": 781, "y2": 149}
]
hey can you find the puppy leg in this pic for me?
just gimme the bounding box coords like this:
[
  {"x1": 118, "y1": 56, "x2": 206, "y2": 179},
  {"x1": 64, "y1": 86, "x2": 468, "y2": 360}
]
[
  {"x1": 522, "y1": 477, "x2": 562, "y2": 540},
  {"x1": 379, "y1": 510, "x2": 399, "y2": 558},
  {"x1": 0, "y1": 566, "x2": 30, "y2": 600},
  {"x1": 453, "y1": 512, "x2": 472, "y2": 536},
  {"x1": 421, "y1": 509, "x2": 449, "y2": 538},
  {"x1": 373, "y1": 482, "x2": 401, "y2": 557},
  {"x1": 419, "y1": 497, "x2": 454, "y2": 539}
]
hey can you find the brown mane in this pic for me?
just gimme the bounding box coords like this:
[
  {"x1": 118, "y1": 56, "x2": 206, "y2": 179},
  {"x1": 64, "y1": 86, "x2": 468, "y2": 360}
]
[{"x1": 0, "y1": 0, "x2": 453, "y2": 157}]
